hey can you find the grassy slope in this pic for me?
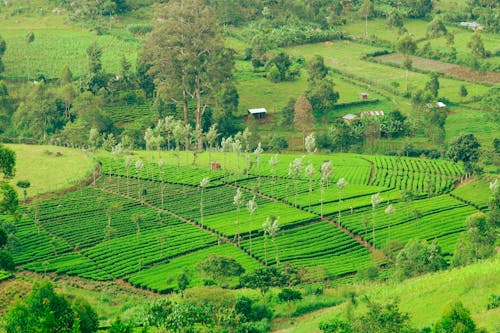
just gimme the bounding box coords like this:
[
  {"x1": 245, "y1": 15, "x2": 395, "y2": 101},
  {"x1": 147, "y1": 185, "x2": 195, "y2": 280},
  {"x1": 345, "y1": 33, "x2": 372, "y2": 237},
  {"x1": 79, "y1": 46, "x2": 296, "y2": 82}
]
[
  {"x1": 274, "y1": 255, "x2": 500, "y2": 333},
  {"x1": 0, "y1": 15, "x2": 140, "y2": 80},
  {"x1": 6, "y1": 144, "x2": 93, "y2": 198}
]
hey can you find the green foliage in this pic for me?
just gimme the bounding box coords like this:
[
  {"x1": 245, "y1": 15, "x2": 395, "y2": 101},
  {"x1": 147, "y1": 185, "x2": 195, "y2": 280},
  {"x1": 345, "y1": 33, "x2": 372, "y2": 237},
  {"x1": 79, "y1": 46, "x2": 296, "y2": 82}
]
[
  {"x1": 240, "y1": 266, "x2": 289, "y2": 294},
  {"x1": 197, "y1": 254, "x2": 245, "y2": 285},
  {"x1": 4, "y1": 280, "x2": 76, "y2": 333},
  {"x1": 0, "y1": 183, "x2": 18, "y2": 216},
  {"x1": 0, "y1": 250, "x2": 15, "y2": 271},
  {"x1": 0, "y1": 144, "x2": 16, "y2": 179},
  {"x1": 320, "y1": 299, "x2": 417, "y2": 333},
  {"x1": 425, "y1": 73, "x2": 440, "y2": 98},
  {"x1": 0, "y1": 227, "x2": 7, "y2": 248},
  {"x1": 109, "y1": 317, "x2": 133, "y2": 333},
  {"x1": 432, "y1": 301, "x2": 480, "y2": 333},
  {"x1": 467, "y1": 32, "x2": 488, "y2": 59},
  {"x1": 446, "y1": 134, "x2": 481, "y2": 173},
  {"x1": 278, "y1": 288, "x2": 303, "y2": 302},
  {"x1": 72, "y1": 297, "x2": 99, "y2": 333},
  {"x1": 396, "y1": 239, "x2": 447, "y2": 279},
  {"x1": 452, "y1": 213, "x2": 496, "y2": 266}
]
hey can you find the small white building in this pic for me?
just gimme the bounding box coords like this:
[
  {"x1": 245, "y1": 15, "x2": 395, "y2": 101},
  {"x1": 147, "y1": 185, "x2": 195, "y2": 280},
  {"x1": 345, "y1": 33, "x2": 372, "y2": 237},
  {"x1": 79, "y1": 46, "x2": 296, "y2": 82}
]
[
  {"x1": 248, "y1": 108, "x2": 267, "y2": 119},
  {"x1": 436, "y1": 101, "x2": 446, "y2": 108},
  {"x1": 360, "y1": 110, "x2": 384, "y2": 119},
  {"x1": 342, "y1": 114, "x2": 359, "y2": 124},
  {"x1": 460, "y1": 22, "x2": 483, "y2": 30}
]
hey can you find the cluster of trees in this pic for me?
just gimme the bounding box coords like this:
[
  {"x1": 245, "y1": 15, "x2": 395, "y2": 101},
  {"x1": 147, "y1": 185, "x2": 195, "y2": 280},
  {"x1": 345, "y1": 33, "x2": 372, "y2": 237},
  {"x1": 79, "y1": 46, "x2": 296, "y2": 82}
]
[
  {"x1": 4, "y1": 280, "x2": 99, "y2": 333},
  {"x1": 0, "y1": 144, "x2": 18, "y2": 273},
  {"x1": 320, "y1": 298, "x2": 488, "y2": 333}
]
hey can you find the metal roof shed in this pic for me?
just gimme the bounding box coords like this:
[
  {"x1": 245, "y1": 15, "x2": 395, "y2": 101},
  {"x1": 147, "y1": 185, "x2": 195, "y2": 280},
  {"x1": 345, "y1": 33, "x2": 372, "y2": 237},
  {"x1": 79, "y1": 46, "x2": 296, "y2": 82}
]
[{"x1": 248, "y1": 108, "x2": 267, "y2": 119}]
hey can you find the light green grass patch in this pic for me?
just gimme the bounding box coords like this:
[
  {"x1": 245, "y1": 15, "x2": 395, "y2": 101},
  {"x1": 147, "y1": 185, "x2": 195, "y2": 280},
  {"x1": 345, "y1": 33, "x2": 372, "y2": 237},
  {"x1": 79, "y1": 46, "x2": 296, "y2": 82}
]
[{"x1": 6, "y1": 144, "x2": 93, "y2": 199}]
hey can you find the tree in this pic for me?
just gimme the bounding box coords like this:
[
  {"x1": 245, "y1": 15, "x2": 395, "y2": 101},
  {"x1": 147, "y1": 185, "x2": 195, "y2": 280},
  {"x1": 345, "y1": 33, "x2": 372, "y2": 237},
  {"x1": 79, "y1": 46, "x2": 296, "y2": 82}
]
[
  {"x1": 233, "y1": 188, "x2": 244, "y2": 246},
  {"x1": 384, "y1": 204, "x2": 395, "y2": 243},
  {"x1": 306, "y1": 80, "x2": 339, "y2": 123},
  {"x1": 289, "y1": 156, "x2": 304, "y2": 207},
  {"x1": 294, "y1": 95, "x2": 314, "y2": 150},
  {"x1": 145, "y1": 0, "x2": 234, "y2": 150},
  {"x1": 0, "y1": 35, "x2": 5, "y2": 75},
  {"x1": 307, "y1": 55, "x2": 328, "y2": 83},
  {"x1": 0, "y1": 144, "x2": 15, "y2": 179},
  {"x1": 468, "y1": 31, "x2": 487, "y2": 58},
  {"x1": 425, "y1": 73, "x2": 440, "y2": 98},
  {"x1": 447, "y1": 134, "x2": 481, "y2": 174},
  {"x1": 131, "y1": 213, "x2": 144, "y2": 241},
  {"x1": 0, "y1": 227, "x2": 7, "y2": 248},
  {"x1": 16, "y1": 180, "x2": 30, "y2": 202},
  {"x1": 72, "y1": 298, "x2": 99, "y2": 333},
  {"x1": 459, "y1": 84, "x2": 468, "y2": 101},
  {"x1": 263, "y1": 216, "x2": 280, "y2": 266},
  {"x1": 370, "y1": 193, "x2": 382, "y2": 247},
  {"x1": 427, "y1": 17, "x2": 448, "y2": 38},
  {"x1": 320, "y1": 160, "x2": 333, "y2": 218},
  {"x1": 60, "y1": 64, "x2": 73, "y2": 85},
  {"x1": 247, "y1": 196, "x2": 257, "y2": 256},
  {"x1": 197, "y1": 254, "x2": 244, "y2": 285},
  {"x1": 4, "y1": 281, "x2": 76, "y2": 333},
  {"x1": 199, "y1": 177, "x2": 209, "y2": 225},
  {"x1": 320, "y1": 299, "x2": 416, "y2": 333},
  {"x1": 452, "y1": 212, "x2": 496, "y2": 266},
  {"x1": 396, "y1": 239, "x2": 447, "y2": 279},
  {"x1": 0, "y1": 250, "x2": 14, "y2": 271},
  {"x1": 25, "y1": 32, "x2": 35, "y2": 81},
  {"x1": 407, "y1": 0, "x2": 433, "y2": 18},
  {"x1": 433, "y1": 301, "x2": 483, "y2": 333},
  {"x1": 397, "y1": 33, "x2": 417, "y2": 91},
  {"x1": 336, "y1": 178, "x2": 348, "y2": 225},
  {"x1": 0, "y1": 184, "x2": 18, "y2": 216},
  {"x1": 359, "y1": 0, "x2": 374, "y2": 39},
  {"x1": 386, "y1": 8, "x2": 404, "y2": 31}
]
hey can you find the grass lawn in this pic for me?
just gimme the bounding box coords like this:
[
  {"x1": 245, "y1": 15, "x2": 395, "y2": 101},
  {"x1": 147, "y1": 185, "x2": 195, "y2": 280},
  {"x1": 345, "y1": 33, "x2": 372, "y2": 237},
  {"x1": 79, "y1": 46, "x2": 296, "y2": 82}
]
[
  {"x1": 445, "y1": 105, "x2": 498, "y2": 147},
  {"x1": 6, "y1": 144, "x2": 94, "y2": 199}
]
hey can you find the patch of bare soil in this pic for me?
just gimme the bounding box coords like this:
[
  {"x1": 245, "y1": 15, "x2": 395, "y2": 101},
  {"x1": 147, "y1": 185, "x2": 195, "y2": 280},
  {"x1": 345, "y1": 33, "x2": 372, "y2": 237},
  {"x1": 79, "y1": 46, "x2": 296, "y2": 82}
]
[{"x1": 375, "y1": 53, "x2": 500, "y2": 84}]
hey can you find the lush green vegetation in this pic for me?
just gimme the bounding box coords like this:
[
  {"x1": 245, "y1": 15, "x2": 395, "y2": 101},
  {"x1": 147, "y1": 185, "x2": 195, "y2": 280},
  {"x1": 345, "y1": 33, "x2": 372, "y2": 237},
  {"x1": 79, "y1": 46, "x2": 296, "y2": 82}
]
[{"x1": 0, "y1": 0, "x2": 498, "y2": 331}]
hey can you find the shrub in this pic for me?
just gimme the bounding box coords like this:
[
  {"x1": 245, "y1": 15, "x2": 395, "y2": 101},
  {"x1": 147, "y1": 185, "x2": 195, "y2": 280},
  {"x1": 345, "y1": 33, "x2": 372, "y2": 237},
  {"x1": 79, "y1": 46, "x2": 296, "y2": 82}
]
[
  {"x1": 278, "y1": 288, "x2": 302, "y2": 302},
  {"x1": 127, "y1": 24, "x2": 153, "y2": 35}
]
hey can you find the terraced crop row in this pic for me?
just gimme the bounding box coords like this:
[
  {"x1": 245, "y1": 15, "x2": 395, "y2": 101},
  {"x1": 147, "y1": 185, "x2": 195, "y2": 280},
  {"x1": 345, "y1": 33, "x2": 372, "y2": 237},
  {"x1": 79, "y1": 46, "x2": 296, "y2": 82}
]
[
  {"x1": 33, "y1": 188, "x2": 174, "y2": 249},
  {"x1": 240, "y1": 221, "x2": 373, "y2": 276},
  {"x1": 2, "y1": 214, "x2": 72, "y2": 265},
  {"x1": 128, "y1": 244, "x2": 262, "y2": 293},
  {"x1": 100, "y1": 157, "x2": 226, "y2": 186},
  {"x1": 80, "y1": 224, "x2": 217, "y2": 278},
  {"x1": 338, "y1": 195, "x2": 466, "y2": 235},
  {"x1": 368, "y1": 155, "x2": 463, "y2": 195},
  {"x1": 24, "y1": 253, "x2": 111, "y2": 281},
  {"x1": 97, "y1": 176, "x2": 268, "y2": 220}
]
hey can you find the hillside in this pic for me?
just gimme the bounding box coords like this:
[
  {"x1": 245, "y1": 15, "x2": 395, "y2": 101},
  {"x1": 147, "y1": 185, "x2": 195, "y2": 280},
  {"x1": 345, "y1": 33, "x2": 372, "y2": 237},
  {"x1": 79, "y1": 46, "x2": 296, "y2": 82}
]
[{"x1": 273, "y1": 254, "x2": 500, "y2": 332}]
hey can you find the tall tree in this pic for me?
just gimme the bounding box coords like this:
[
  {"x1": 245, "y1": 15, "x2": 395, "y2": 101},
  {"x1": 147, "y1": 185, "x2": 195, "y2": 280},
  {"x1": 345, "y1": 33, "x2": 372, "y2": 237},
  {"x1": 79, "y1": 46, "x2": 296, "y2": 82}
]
[
  {"x1": 293, "y1": 95, "x2": 314, "y2": 150},
  {"x1": 144, "y1": 0, "x2": 234, "y2": 150},
  {"x1": 447, "y1": 134, "x2": 481, "y2": 174},
  {"x1": 0, "y1": 35, "x2": 5, "y2": 75},
  {"x1": 359, "y1": 0, "x2": 374, "y2": 39}
]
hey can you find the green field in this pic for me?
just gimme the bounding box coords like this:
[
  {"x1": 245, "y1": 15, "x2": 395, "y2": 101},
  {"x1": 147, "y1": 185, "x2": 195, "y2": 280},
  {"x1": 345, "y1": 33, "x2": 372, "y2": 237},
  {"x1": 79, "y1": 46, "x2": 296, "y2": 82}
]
[{"x1": 6, "y1": 144, "x2": 93, "y2": 199}]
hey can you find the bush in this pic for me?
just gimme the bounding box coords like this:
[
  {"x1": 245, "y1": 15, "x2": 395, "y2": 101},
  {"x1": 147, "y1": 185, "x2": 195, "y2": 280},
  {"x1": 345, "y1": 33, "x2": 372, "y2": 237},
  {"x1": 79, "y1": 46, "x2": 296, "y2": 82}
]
[
  {"x1": 127, "y1": 24, "x2": 153, "y2": 35},
  {"x1": 0, "y1": 250, "x2": 14, "y2": 271},
  {"x1": 278, "y1": 288, "x2": 302, "y2": 302},
  {"x1": 487, "y1": 294, "x2": 500, "y2": 310}
]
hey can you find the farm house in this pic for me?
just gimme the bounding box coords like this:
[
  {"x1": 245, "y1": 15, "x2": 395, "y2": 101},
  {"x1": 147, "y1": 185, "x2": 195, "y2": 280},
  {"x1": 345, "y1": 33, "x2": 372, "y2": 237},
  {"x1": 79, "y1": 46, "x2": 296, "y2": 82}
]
[{"x1": 248, "y1": 108, "x2": 267, "y2": 119}]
